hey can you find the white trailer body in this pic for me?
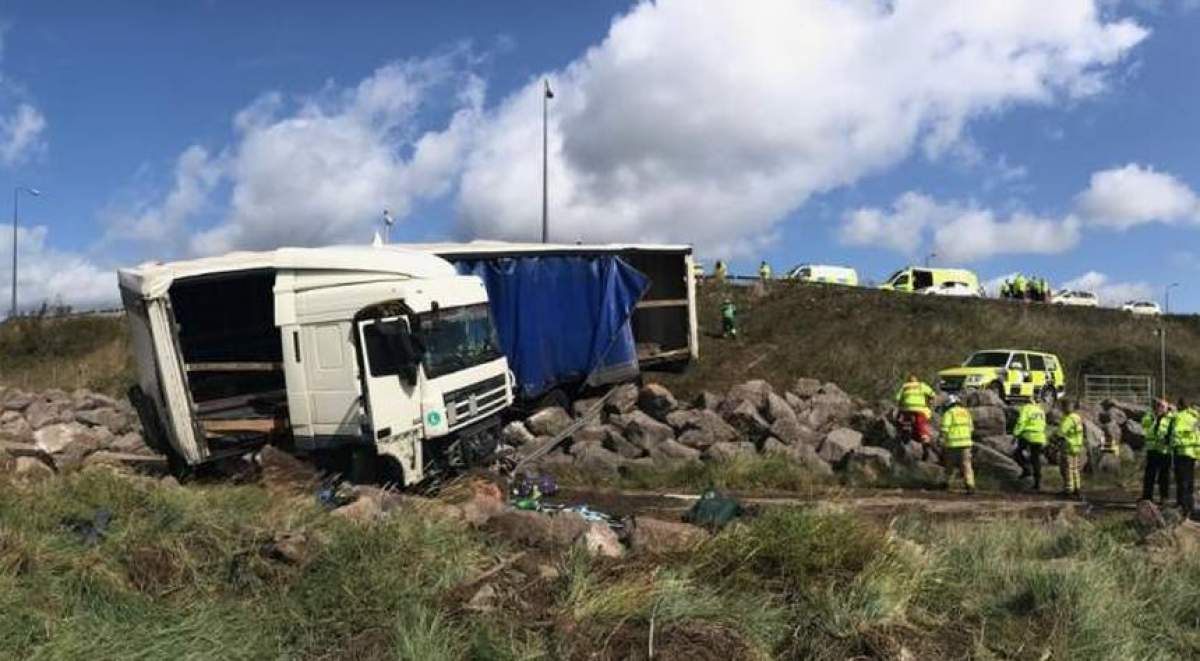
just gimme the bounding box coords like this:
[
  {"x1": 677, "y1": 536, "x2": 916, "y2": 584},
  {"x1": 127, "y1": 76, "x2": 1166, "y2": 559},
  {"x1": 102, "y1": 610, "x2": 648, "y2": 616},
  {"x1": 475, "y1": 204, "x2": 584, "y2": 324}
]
[{"x1": 118, "y1": 246, "x2": 513, "y2": 484}]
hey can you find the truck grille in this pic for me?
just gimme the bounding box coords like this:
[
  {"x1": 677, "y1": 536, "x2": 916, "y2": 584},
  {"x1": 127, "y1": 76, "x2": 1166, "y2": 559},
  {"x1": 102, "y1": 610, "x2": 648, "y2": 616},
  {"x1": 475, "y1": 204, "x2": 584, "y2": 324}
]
[
  {"x1": 939, "y1": 376, "x2": 966, "y2": 392},
  {"x1": 444, "y1": 375, "x2": 509, "y2": 429}
]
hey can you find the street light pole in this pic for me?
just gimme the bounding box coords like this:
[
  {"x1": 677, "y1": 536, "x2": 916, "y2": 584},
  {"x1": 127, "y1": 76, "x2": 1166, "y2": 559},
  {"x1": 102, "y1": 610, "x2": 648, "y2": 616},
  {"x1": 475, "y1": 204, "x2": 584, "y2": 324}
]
[
  {"x1": 541, "y1": 79, "x2": 553, "y2": 244},
  {"x1": 1157, "y1": 326, "x2": 1168, "y2": 400},
  {"x1": 10, "y1": 186, "x2": 41, "y2": 319},
  {"x1": 924, "y1": 252, "x2": 936, "y2": 267},
  {"x1": 1165, "y1": 282, "x2": 1179, "y2": 315}
]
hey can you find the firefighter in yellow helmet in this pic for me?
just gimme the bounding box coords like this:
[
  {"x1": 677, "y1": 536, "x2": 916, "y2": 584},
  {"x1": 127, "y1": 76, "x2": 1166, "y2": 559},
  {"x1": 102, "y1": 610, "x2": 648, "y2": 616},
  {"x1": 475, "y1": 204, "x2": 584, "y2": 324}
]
[
  {"x1": 895, "y1": 374, "x2": 935, "y2": 445},
  {"x1": 1057, "y1": 399, "x2": 1086, "y2": 498},
  {"x1": 939, "y1": 394, "x2": 975, "y2": 494}
]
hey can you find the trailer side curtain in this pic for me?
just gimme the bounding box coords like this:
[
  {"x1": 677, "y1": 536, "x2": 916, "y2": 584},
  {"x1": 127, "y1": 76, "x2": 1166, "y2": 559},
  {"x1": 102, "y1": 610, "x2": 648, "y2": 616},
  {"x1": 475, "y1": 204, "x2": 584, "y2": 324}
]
[{"x1": 452, "y1": 255, "x2": 649, "y2": 399}]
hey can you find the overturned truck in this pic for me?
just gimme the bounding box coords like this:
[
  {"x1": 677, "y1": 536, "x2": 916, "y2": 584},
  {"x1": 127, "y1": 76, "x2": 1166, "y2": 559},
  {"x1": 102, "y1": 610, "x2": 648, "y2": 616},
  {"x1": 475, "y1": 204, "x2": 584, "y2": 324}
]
[
  {"x1": 118, "y1": 246, "x2": 515, "y2": 483},
  {"x1": 117, "y1": 242, "x2": 697, "y2": 483}
]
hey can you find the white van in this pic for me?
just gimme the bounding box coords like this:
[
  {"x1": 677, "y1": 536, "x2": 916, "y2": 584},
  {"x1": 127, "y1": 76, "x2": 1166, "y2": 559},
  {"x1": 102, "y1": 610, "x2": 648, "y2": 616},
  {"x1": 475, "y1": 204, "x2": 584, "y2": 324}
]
[{"x1": 784, "y1": 264, "x2": 859, "y2": 286}]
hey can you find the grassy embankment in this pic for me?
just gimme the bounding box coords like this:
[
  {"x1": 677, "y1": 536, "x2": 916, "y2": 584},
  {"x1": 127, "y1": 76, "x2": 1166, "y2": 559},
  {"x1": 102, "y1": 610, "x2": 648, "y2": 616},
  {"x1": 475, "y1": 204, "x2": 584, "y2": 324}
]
[
  {"x1": 5, "y1": 281, "x2": 1199, "y2": 404},
  {"x1": 0, "y1": 314, "x2": 133, "y2": 396},
  {"x1": 1, "y1": 468, "x2": 1198, "y2": 660},
  {"x1": 659, "y1": 280, "x2": 1200, "y2": 403}
]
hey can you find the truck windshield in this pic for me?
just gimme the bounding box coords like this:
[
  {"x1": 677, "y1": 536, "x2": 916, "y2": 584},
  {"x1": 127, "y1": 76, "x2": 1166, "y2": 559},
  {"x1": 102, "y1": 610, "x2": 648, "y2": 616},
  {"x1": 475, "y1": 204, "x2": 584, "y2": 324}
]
[
  {"x1": 417, "y1": 303, "x2": 503, "y2": 379},
  {"x1": 964, "y1": 352, "x2": 1010, "y2": 368}
]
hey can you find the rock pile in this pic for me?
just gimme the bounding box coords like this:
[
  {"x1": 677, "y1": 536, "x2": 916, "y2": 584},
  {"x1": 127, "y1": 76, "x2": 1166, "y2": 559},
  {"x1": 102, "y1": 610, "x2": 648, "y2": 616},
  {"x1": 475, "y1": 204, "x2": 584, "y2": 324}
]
[
  {"x1": 0, "y1": 386, "x2": 154, "y2": 476},
  {"x1": 504, "y1": 379, "x2": 1150, "y2": 485}
]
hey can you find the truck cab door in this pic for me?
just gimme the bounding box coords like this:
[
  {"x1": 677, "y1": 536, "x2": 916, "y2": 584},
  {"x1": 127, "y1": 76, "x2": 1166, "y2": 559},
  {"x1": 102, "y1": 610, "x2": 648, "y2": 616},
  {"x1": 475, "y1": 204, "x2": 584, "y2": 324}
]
[{"x1": 356, "y1": 316, "x2": 425, "y2": 482}]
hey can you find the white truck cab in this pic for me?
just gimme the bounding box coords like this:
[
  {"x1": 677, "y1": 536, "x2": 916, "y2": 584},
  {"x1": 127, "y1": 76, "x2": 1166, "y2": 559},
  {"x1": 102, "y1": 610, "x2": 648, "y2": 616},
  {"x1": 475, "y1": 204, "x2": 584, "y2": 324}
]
[{"x1": 118, "y1": 246, "x2": 513, "y2": 485}]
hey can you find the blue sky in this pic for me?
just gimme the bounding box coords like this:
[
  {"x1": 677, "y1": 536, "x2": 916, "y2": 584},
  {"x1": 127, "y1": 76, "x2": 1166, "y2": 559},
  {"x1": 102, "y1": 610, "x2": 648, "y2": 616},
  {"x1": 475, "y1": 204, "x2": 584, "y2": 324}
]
[{"x1": 1, "y1": 0, "x2": 1199, "y2": 312}]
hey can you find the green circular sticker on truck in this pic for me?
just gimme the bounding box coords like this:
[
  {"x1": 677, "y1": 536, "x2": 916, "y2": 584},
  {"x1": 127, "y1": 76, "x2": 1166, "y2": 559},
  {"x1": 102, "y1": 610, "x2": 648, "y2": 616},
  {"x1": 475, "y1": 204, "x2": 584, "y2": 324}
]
[{"x1": 426, "y1": 410, "x2": 443, "y2": 426}]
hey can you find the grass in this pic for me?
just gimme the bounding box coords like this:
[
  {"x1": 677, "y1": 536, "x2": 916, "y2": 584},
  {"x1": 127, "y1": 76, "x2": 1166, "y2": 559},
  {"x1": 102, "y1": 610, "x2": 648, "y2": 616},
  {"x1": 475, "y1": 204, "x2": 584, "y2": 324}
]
[
  {"x1": 0, "y1": 313, "x2": 134, "y2": 396},
  {"x1": 2, "y1": 466, "x2": 1200, "y2": 659},
  {"x1": 659, "y1": 280, "x2": 1200, "y2": 403}
]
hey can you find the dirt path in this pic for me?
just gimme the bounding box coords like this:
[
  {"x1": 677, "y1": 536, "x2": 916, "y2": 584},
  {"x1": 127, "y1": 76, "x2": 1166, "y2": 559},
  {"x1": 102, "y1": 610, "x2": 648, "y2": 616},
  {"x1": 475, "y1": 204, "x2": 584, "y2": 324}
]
[{"x1": 551, "y1": 485, "x2": 1139, "y2": 521}]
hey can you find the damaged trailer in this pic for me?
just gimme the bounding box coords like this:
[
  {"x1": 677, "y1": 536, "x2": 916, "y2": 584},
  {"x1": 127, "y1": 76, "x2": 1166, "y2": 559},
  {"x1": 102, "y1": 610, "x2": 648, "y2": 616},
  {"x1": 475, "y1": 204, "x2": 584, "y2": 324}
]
[
  {"x1": 404, "y1": 242, "x2": 699, "y2": 402},
  {"x1": 117, "y1": 246, "x2": 515, "y2": 484}
]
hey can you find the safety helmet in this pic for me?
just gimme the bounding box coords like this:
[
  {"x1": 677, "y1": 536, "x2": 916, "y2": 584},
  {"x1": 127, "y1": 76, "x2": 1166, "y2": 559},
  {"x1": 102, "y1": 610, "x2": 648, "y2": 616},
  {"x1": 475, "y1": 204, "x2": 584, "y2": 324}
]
[{"x1": 946, "y1": 394, "x2": 960, "y2": 406}]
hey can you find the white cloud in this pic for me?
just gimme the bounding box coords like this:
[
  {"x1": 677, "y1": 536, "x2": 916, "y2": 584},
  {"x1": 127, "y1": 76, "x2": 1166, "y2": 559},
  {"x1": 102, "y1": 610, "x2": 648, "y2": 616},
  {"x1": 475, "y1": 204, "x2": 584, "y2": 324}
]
[
  {"x1": 1075, "y1": 163, "x2": 1200, "y2": 229},
  {"x1": 110, "y1": 51, "x2": 485, "y2": 256},
  {"x1": 0, "y1": 224, "x2": 118, "y2": 312},
  {"x1": 840, "y1": 191, "x2": 1081, "y2": 262},
  {"x1": 457, "y1": 0, "x2": 1146, "y2": 255},
  {"x1": 196, "y1": 56, "x2": 484, "y2": 254},
  {"x1": 0, "y1": 102, "x2": 45, "y2": 166},
  {"x1": 1061, "y1": 270, "x2": 1153, "y2": 305}
]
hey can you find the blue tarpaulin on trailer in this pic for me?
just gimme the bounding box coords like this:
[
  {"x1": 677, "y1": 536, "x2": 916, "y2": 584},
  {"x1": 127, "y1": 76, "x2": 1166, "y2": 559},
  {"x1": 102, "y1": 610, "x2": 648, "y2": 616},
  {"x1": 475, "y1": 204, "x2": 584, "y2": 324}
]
[{"x1": 450, "y1": 255, "x2": 649, "y2": 400}]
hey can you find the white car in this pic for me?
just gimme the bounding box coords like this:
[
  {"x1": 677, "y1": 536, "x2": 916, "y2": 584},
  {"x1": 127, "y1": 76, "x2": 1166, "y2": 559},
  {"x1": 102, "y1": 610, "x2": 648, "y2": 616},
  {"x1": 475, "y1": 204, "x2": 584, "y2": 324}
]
[
  {"x1": 1053, "y1": 290, "x2": 1099, "y2": 307},
  {"x1": 920, "y1": 281, "x2": 982, "y2": 298},
  {"x1": 1122, "y1": 300, "x2": 1162, "y2": 316}
]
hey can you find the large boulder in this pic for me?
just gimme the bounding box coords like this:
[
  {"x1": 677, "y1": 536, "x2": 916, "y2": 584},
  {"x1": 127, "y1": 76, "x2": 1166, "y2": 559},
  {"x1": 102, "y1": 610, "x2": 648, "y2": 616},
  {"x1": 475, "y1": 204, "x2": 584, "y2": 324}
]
[
  {"x1": 24, "y1": 399, "x2": 72, "y2": 430},
  {"x1": 761, "y1": 437, "x2": 833, "y2": 475},
  {"x1": 602, "y1": 428, "x2": 645, "y2": 459},
  {"x1": 500, "y1": 421, "x2": 536, "y2": 448},
  {"x1": 13, "y1": 456, "x2": 54, "y2": 481},
  {"x1": 789, "y1": 377, "x2": 822, "y2": 400},
  {"x1": 805, "y1": 393, "x2": 855, "y2": 430},
  {"x1": 1122, "y1": 419, "x2": 1147, "y2": 451},
  {"x1": 487, "y1": 510, "x2": 592, "y2": 549},
  {"x1": 572, "y1": 442, "x2": 624, "y2": 474},
  {"x1": 71, "y1": 389, "x2": 120, "y2": 412},
  {"x1": 611, "y1": 410, "x2": 675, "y2": 451},
  {"x1": 765, "y1": 393, "x2": 798, "y2": 425},
  {"x1": 572, "y1": 397, "x2": 604, "y2": 419},
  {"x1": 846, "y1": 446, "x2": 894, "y2": 473},
  {"x1": 628, "y1": 517, "x2": 708, "y2": 554},
  {"x1": 0, "y1": 411, "x2": 33, "y2": 442},
  {"x1": 1, "y1": 390, "x2": 33, "y2": 412},
  {"x1": 718, "y1": 399, "x2": 772, "y2": 441},
  {"x1": 692, "y1": 391, "x2": 723, "y2": 412},
  {"x1": 1100, "y1": 407, "x2": 1128, "y2": 427},
  {"x1": 726, "y1": 379, "x2": 774, "y2": 410},
  {"x1": 962, "y1": 389, "x2": 1005, "y2": 408},
  {"x1": 577, "y1": 523, "x2": 624, "y2": 559},
  {"x1": 703, "y1": 441, "x2": 757, "y2": 463},
  {"x1": 978, "y1": 435, "x2": 1016, "y2": 456},
  {"x1": 526, "y1": 407, "x2": 573, "y2": 437},
  {"x1": 33, "y1": 422, "x2": 99, "y2": 456},
  {"x1": 571, "y1": 424, "x2": 611, "y2": 446},
  {"x1": 971, "y1": 445, "x2": 1023, "y2": 480},
  {"x1": 75, "y1": 407, "x2": 133, "y2": 435},
  {"x1": 650, "y1": 439, "x2": 703, "y2": 462},
  {"x1": 1084, "y1": 420, "x2": 1105, "y2": 451},
  {"x1": 819, "y1": 427, "x2": 863, "y2": 464},
  {"x1": 665, "y1": 409, "x2": 739, "y2": 447},
  {"x1": 605, "y1": 383, "x2": 640, "y2": 415},
  {"x1": 769, "y1": 415, "x2": 819, "y2": 447},
  {"x1": 969, "y1": 406, "x2": 1007, "y2": 437},
  {"x1": 638, "y1": 383, "x2": 678, "y2": 421}
]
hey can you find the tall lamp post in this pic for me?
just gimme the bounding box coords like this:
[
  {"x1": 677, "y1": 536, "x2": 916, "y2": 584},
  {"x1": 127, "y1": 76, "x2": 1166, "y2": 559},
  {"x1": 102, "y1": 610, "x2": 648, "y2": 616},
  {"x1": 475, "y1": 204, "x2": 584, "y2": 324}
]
[
  {"x1": 10, "y1": 186, "x2": 41, "y2": 319},
  {"x1": 924, "y1": 252, "x2": 936, "y2": 267},
  {"x1": 541, "y1": 79, "x2": 553, "y2": 244},
  {"x1": 1155, "y1": 326, "x2": 1168, "y2": 400},
  {"x1": 1165, "y1": 282, "x2": 1179, "y2": 315}
]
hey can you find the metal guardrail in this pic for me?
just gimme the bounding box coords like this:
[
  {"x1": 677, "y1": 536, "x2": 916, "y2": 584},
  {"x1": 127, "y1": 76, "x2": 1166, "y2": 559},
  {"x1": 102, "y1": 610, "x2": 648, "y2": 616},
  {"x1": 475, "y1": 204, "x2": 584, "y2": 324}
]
[{"x1": 1083, "y1": 374, "x2": 1154, "y2": 406}]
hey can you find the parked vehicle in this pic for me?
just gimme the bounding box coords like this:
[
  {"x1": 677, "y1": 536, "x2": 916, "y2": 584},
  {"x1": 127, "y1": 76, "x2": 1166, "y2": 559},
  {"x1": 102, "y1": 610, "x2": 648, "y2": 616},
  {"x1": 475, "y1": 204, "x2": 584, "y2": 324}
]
[
  {"x1": 409, "y1": 242, "x2": 698, "y2": 402},
  {"x1": 1053, "y1": 290, "x2": 1099, "y2": 307},
  {"x1": 1122, "y1": 300, "x2": 1162, "y2": 316},
  {"x1": 920, "y1": 281, "x2": 983, "y2": 298},
  {"x1": 784, "y1": 264, "x2": 858, "y2": 286},
  {"x1": 938, "y1": 349, "x2": 1066, "y2": 403},
  {"x1": 879, "y1": 266, "x2": 980, "y2": 294},
  {"x1": 118, "y1": 246, "x2": 514, "y2": 484}
]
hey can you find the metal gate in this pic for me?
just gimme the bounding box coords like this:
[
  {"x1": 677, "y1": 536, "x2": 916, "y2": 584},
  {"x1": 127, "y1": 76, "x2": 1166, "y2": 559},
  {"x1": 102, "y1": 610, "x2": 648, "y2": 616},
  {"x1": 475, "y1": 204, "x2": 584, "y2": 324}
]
[{"x1": 1082, "y1": 374, "x2": 1154, "y2": 406}]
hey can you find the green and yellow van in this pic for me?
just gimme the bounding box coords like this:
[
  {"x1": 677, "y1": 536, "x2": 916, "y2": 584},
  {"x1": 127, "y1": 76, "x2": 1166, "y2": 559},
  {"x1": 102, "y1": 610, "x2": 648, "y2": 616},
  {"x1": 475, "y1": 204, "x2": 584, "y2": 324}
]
[
  {"x1": 937, "y1": 349, "x2": 1066, "y2": 403},
  {"x1": 879, "y1": 266, "x2": 980, "y2": 293}
]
